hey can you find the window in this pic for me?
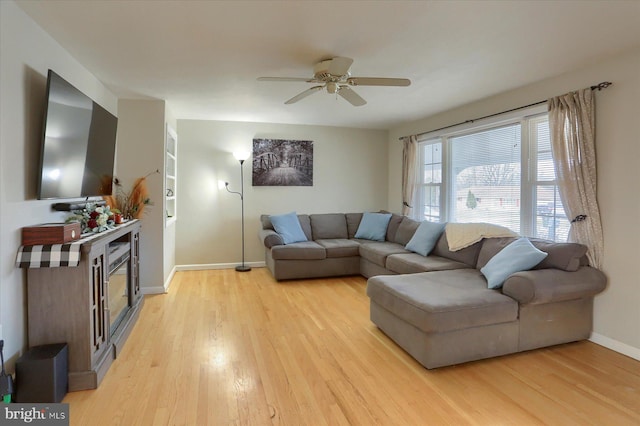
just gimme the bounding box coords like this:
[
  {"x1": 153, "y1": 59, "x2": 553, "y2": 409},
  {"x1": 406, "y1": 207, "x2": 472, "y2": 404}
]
[
  {"x1": 529, "y1": 116, "x2": 569, "y2": 241},
  {"x1": 416, "y1": 141, "x2": 442, "y2": 222},
  {"x1": 414, "y1": 108, "x2": 568, "y2": 242}
]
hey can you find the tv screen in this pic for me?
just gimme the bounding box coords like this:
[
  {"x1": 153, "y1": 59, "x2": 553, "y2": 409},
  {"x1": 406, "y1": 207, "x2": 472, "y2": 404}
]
[{"x1": 37, "y1": 70, "x2": 117, "y2": 200}]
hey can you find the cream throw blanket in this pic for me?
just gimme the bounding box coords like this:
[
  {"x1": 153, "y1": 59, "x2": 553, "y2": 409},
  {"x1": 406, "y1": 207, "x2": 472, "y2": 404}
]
[{"x1": 446, "y1": 223, "x2": 519, "y2": 251}]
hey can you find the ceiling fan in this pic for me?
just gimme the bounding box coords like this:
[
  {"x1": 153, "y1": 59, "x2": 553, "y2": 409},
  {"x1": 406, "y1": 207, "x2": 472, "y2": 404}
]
[{"x1": 258, "y1": 57, "x2": 411, "y2": 107}]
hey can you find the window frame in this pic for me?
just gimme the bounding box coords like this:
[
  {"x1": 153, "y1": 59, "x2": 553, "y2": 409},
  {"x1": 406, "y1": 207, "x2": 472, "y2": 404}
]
[
  {"x1": 412, "y1": 105, "x2": 566, "y2": 241},
  {"x1": 415, "y1": 139, "x2": 444, "y2": 223},
  {"x1": 527, "y1": 113, "x2": 569, "y2": 241}
]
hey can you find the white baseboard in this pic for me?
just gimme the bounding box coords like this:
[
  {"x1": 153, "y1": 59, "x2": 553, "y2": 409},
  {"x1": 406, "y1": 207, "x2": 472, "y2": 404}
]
[
  {"x1": 141, "y1": 286, "x2": 167, "y2": 295},
  {"x1": 140, "y1": 263, "x2": 264, "y2": 295},
  {"x1": 140, "y1": 266, "x2": 177, "y2": 295},
  {"x1": 164, "y1": 265, "x2": 176, "y2": 292},
  {"x1": 589, "y1": 332, "x2": 640, "y2": 361},
  {"x1": 176, "y1": 261, "x2": 266, "y2": 271}
]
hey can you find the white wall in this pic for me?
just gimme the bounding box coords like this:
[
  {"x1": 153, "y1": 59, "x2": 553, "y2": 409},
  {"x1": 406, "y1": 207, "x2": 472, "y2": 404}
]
[
  {"x1": 0, "y1": 1, "x2": 118, "y2": 367},
  {"x1": 115, "y1": 100, "x2": 167, "y2": 293},
  {"x1": 175, "y1": 120, "x2": 388, "y2": 267},
  {"x1": 389, "y1": 48, "x2": 640, "y2": 359}
]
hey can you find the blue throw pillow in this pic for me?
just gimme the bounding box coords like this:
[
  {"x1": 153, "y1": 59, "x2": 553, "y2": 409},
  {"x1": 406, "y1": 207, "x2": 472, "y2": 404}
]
[
  {"x1": 405, "y1": 221, "x2": 446, "y2": 256},
  {"x1": 354, "y1": 212, "x2": 392, "y2": 241},
  {"x1": 480, "y1": 238, "x2": 548, "y2": 289},
  {"x1": 270, "y1": 212, "x2": 308, "y2": 245}
]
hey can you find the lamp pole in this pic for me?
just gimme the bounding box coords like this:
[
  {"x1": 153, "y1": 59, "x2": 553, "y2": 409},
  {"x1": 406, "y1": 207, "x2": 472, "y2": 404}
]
[
  {"x1": 236, "y1": 159, "x2": 250, "y2": 272},
  {"x1": 226, "y1": 152, "x2": 251, "y2": 272}
]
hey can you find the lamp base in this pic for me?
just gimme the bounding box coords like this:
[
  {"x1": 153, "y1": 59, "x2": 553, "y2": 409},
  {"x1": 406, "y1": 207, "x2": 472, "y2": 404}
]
[{"x1": 235, "y1": 265, "x2": 252, "y2": 272}]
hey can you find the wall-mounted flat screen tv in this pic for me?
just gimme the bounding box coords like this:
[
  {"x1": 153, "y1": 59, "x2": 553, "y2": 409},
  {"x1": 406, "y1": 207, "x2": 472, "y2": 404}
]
[{"x1": 37, "y1": 69, "x2": 118, "y2": 200}]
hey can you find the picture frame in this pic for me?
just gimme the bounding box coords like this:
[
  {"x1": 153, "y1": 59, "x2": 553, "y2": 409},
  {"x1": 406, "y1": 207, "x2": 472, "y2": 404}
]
[{"x1": 252, "y1": 139, "x2": 313, "y2": 186}]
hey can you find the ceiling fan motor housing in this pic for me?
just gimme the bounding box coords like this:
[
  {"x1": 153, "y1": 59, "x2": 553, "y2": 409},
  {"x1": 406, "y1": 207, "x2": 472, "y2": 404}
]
[{"x1": 313, "y1": 59, "x2": 349, "y2": 82}]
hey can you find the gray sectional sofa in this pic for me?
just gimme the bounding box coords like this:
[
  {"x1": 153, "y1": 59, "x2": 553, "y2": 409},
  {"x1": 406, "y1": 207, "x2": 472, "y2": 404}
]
[{"x1": 259, "y1": 212, "x2": 607, "y2": 368}]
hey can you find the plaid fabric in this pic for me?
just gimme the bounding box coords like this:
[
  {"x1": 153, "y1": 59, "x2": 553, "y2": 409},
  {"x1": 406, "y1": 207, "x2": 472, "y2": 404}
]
[
  {"x1": 16, "y1": 221, "x2": 137, "y2": 269},
  {"x1": 16, "y1": 242, "x2": 83, "y2": 268}
]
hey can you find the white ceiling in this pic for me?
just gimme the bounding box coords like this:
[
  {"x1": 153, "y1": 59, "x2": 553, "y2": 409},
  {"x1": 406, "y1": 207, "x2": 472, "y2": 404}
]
[{"x1": 15, "y1": 0, "x2": 640, "y2": 130}]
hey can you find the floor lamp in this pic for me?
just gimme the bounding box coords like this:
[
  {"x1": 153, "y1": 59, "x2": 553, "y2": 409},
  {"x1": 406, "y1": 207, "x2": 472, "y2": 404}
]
[{"x1": 225, "y1": 151, "x2": 251, "y2": 272}]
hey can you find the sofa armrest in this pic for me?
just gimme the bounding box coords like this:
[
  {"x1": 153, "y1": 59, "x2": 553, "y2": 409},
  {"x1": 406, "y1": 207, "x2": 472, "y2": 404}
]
[
  {"x1": 259, "y1": 229, "x2": 284, "y2": 248},
  {"x1": 502, "y1": 266, "x2": 606, "y2": 305}
]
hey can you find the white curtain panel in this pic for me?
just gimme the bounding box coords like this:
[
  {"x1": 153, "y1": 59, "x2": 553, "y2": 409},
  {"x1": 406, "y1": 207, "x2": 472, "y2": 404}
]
[
  {"x1": 401, "y1": 136, "x2": 418, "y2": 217},
  {"x1": 548, "y1": 89, "x2": 603, "y2": 268}
]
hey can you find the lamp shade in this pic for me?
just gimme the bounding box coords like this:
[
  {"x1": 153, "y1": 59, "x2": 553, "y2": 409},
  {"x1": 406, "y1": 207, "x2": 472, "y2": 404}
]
[{"x1": 233, "y1": 150, "x2": 250, "y2": 162}]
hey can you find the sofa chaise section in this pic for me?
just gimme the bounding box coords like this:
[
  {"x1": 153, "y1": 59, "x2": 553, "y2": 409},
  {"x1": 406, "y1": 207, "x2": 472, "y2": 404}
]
[
  {"x1": 367, "y1": 269, "x2": 520, "y2": 369},
  {"x1": 366, "y1": 236, "x2": 607, "y2": 368}
]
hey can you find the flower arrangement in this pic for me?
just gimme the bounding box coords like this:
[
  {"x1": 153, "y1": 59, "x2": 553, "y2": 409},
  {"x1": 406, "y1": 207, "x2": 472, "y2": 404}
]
[
  {"x1": 103, "y1": 170, "x2": 158, "y2": 219},
  {"x1": 66, "y1": 203, "x2": 116, "y2": 234}
]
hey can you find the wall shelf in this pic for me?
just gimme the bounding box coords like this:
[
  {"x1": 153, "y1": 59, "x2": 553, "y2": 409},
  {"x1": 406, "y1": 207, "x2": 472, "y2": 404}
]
[{"x1": 165, "y1": 125, "x2": 177, "y2": 227}]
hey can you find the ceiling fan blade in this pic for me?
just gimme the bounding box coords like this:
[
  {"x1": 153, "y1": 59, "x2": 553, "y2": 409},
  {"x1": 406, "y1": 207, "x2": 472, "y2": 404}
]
[
  {"x1": 328, "y1": 57, "x2": 354, "y2": 76},
  {"x1": 347, "y1": 77, "x2": 411, "y2": 87},
  {"x1": 285, "y1": 86, "x2": 324, "y2": 104},
  {"x1": 258, "y1": 77, "x2": 316, "y2": 82},
  {"x1": 338, "y1": 86, "x2": 366, "y2": 106}
]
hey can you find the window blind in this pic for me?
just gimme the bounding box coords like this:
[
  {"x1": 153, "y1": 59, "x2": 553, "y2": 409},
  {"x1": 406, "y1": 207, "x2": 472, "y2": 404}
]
[{"x1": 450, "y1": 124, "x2": 522, "y2": 233}]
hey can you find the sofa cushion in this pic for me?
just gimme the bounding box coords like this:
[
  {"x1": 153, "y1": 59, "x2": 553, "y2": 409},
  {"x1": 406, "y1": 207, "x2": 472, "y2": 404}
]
[
  {"x1": 316, "y1": 239, "x2": 361, "y2": 258},
  {"x1": 385, "y1": 213, "x2": 405, "y2": 242},
  {"x1": 270, "y1": 212, "x2": 308, "y2": 244},
  {"x1": 310, "y1": 214, "x2": 348, "y2": 239},
  {"x1": 355, "y1": 212, "x2": 392, "y2": 241},
  {"x1": 345, "y1": 213, "x2": 363, "y2": 239},
  {"x1": 385, "y1": 253, "x2": 472, "y2": 275},
  {"x1": 298, "y1": 215, "x2": 313, "y2": 241},
  {"x1": 431, "y1": 233, "x2": 482, "y2": 267},
  {"x1": 480, "y1": 238, "x2": 548, "y2": 289},
  {"x1": 405, "y1": 221, "x2": 446, "y2": 256},
  {"x1": 367, "y1": 269, "x2": 518, "y2": 333},
  {"x1": 260, "y1": 214, "x2": 272, "y2": 229},
  {"x1": 270, "y1": 241, "x2": 326, "y2": 260},
  {"x1": 476, "y1": 237, "x2": 588, "y2": 272},
  {"x1": 393, "y1": 217, "x2": 420, "y2": 245},
  {"x1": 359, "y1": 242, "x2": 409, "y2": 267},
  {"x1": 530, "y1": 239, "x2": 588, "y2": 271}
]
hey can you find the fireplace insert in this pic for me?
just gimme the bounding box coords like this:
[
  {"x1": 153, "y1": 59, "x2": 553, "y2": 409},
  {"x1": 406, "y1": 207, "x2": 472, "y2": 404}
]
[{"x1": 108, "y1": 241, "x2": 132, "y2": 334}]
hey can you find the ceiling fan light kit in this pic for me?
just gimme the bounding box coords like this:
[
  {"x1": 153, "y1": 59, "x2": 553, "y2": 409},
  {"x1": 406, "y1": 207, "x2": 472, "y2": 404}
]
[{"x1": 258, "y1": 57, "x2": 411, "y2": 107}]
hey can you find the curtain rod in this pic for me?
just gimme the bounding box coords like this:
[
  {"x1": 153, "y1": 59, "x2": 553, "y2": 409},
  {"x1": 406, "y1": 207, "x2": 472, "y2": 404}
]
[{"x1": 399, "y1": 81, "x2": 612, "y2": 141}]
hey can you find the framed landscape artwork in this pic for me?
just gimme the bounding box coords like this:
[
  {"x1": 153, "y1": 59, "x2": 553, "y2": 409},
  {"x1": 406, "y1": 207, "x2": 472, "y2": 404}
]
[{"x1": 252, "y1": 139, "x2": 313, "y2": 186}]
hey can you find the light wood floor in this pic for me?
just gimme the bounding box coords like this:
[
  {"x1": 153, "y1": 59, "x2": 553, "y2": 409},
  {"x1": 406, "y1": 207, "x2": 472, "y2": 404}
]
[{"x1": 64, "y1": 268, "x2": 640, "y2": 425}]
